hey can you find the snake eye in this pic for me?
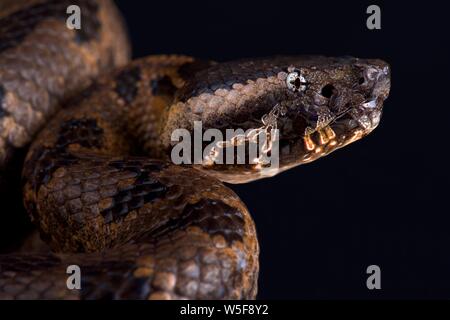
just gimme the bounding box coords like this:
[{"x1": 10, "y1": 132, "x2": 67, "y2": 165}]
[{"x1": 286, "y1": 69, "x2": 307, "y2": 93}]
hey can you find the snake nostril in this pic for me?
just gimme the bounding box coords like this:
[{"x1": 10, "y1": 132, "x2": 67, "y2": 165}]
[{"x1": 320, "y1": 84, "x2": 335, "y2": 99}]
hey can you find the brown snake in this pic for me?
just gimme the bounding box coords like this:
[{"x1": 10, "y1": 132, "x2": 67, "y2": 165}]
[{"x1": 0, "y1": 0, "x2": 390, "y2": 299}]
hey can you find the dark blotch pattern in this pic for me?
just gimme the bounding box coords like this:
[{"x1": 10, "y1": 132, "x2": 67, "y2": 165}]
[
  {"x1": 25, "y1": 147, "x2": 78, "y2": 193},
  {"x1": 101, "y1": 159, "x2": 168, "y2": 223},
  {"x1": 149, "y1": 75, "x2": 177, "y2": 97},
  {"x1": 25, "y1": 118, "x2": 104, "y2": 191},
  {"x1": 150, "y1": 199, "x2": 245, "y2": 245},
  {"x1": 56, "y1": 118, "x2": 104, "y2": 149},
  {"x1": 0, "y1": 0, "x2": 100, "y2": 53},
  {"x1": 115, "y1": 66, "x2": 141, "y2": 104}
]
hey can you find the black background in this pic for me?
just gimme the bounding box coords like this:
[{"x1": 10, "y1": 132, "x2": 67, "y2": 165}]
[{"x1": 2, "y1": 0, "x2": 450, "y2": 299}]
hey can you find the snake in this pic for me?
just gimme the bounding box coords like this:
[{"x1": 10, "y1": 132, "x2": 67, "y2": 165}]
[{"x1": 0, "y1": 0, "x2": 390, "y2": 299}]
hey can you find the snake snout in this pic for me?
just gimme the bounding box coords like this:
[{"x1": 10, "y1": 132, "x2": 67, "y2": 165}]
[
  {"x1": 362, "y1": 59, "x2": 391, "y2": 100},
  {"x1": 348, "y1": 59, "x2": 390, "y2": 132}
]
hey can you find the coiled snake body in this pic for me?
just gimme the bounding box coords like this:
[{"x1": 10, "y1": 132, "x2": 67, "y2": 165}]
[{"x1": 0, "y1": 0, "x2": 390, "y2": 299}]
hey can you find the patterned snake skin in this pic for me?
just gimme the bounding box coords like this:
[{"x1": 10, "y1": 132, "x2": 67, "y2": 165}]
[{"x1": 0, "y1": 0, "x2": 391, "y2": 299}]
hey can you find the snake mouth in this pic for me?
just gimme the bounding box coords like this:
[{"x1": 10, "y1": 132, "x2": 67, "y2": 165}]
[
  {"x1": 306, "y1": 114, "x2": 380, "y2": 164},
  {"x1": 296, "y1": 98, "x2": 385, "y2": 164}
]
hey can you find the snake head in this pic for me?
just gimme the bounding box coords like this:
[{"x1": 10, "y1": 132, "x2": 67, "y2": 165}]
[
  {"x1": 165, "y1": 56, "x2": 391, "y2": 183},
  {"x1": 272, "y1": 56, "x2": 391, "y2": 172}
]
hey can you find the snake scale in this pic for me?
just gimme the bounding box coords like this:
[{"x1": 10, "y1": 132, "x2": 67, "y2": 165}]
[{"x1": 0, "y1": 0, "x2": 390, "y2": 299}]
